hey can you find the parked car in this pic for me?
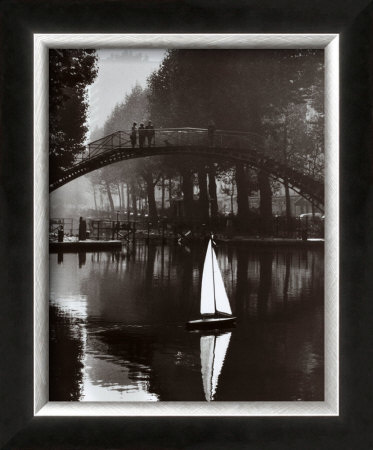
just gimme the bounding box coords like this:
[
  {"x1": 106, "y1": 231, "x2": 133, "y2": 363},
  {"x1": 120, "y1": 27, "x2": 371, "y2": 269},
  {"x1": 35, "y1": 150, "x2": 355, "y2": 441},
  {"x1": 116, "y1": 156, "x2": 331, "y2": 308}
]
[{"x1": 299, "y1": 212, "x2": 323, "y2": 221}]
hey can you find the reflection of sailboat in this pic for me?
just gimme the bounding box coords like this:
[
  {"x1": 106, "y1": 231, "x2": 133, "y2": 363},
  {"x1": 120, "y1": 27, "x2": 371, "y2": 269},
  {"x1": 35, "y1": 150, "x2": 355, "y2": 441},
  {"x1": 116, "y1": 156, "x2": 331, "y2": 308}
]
[
  {"x1": 187, "y1": 238, "x2": 236, "y2": 329},
  {"x1": 200, "y1": 331, "x2": 232, "y2": 401}
]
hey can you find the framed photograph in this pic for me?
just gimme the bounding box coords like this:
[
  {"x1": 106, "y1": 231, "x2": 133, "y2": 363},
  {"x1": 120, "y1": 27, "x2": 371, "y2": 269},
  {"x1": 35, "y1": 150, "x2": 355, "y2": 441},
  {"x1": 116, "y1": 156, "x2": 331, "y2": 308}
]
[
  {"x1": 34, "y1": 33, "x2": 338, "y2": 416},
  {"x1": 2, "y1": 0, "x2": 372, "y2": 448}
]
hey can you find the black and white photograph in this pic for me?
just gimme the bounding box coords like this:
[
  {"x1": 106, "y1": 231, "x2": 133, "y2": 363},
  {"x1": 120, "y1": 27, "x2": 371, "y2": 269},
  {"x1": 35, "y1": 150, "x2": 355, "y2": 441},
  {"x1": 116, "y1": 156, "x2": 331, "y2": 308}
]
[{"x1": 48, "y1": 46, "x2": 326, "y2": 403}]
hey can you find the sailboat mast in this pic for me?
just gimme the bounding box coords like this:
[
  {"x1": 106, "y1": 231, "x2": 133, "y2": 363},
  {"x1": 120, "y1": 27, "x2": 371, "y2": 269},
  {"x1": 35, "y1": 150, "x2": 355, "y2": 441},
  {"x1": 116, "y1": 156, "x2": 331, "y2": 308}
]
[{"x1": 211, "y1": 238, "x2": 217, "y2": 314}]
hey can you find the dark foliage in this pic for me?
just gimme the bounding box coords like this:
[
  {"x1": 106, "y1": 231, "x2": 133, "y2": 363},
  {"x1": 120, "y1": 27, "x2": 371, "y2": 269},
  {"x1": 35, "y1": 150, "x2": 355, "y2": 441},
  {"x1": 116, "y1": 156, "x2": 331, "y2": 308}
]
[
  {"x1": 147, "y1": 49, "x2": 324, "y2": 226},
  {"x1": 49, "y1": 49, "x2": 98, "y2": 182}
]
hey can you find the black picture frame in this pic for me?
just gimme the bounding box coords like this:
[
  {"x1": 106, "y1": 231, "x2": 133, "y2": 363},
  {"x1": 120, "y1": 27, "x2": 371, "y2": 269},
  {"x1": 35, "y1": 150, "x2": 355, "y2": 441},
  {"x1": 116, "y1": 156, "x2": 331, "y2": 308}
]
[{"x1": 1, "y1": 0, "x2": 372, "y2": 448}]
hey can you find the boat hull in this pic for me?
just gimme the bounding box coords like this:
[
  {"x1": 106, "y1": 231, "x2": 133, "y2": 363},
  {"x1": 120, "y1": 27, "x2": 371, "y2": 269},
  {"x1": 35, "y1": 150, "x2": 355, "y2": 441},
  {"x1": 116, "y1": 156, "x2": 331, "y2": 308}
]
[{"x1": 186, "y1": 316, "x2": 236, "y2": 330}]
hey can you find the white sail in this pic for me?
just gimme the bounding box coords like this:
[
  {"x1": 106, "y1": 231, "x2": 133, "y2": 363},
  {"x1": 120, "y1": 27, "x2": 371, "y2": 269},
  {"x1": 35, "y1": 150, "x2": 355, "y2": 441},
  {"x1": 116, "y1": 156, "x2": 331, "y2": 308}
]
[
  {"x1": 200, "y1": 240, "x2": 216, "y2": 315},
  {"x1": 200, "y1": 331, "x2": 232, "y2": 401},
  {"x1": 211, "y1": 244, "x2": 232, "y2": 315},
  {"x1": 201, "y1": 239, "x2": 232, "y2": 316}
]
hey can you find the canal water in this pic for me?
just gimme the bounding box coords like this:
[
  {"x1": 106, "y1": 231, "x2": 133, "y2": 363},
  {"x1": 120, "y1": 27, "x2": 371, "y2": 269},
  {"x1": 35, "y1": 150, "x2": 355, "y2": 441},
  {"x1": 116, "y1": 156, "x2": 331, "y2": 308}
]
[{"x1": 49, "y1": 241, "x2": 324, "y2": 402}]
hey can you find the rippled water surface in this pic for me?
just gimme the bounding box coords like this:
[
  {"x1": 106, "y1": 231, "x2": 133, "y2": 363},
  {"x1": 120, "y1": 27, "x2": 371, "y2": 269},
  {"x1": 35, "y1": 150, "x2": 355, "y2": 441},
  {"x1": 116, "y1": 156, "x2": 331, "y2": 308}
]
[{"x1": 49, "y1": 241, "x2": 324, "y2": 401}]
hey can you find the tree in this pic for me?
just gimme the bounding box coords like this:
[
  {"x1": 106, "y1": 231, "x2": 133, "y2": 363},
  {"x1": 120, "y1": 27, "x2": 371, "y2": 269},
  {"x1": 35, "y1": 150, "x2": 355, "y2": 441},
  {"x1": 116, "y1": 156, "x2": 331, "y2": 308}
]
[
  {"x1": 89, "y1": 85, "x2": 167, "y2": 219},
  {"x1": 138, "y1": 157, "x2": 163, "y2": 219},
  {"x1": 103, "y1": 83, "x2": 149, "y2": 134},
  {"x1": 87, "y1": 49, "x2": 324, "y2": 228},
  {"x1": 49, "y1": 49, "x2": 98, "y2": 182},
  {"x1": 220, "y1": 167, "x2": 236, "y2": 215},
  {"x1": 147, "y1": 49, "x2": 324, "y2": 229}
]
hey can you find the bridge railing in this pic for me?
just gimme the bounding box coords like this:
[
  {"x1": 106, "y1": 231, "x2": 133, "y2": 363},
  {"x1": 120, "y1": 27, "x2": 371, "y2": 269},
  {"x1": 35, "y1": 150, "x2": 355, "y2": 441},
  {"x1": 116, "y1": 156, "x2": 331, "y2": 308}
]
[
  {"x1": 86, "y1": 131, "x2": 132, "y2": 159},
  {"x1": 81, "y1": 128, "x2": 267, "y2": 159},
  {"x1": 74, "y1": 128, "x2": 323, "y2": 183}
]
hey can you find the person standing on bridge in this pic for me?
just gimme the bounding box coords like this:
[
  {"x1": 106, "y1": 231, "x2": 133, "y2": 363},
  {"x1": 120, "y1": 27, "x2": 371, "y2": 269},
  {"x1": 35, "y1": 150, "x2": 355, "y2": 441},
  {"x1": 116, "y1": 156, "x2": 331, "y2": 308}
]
[
  {"x1": 145, "y1": 120, "x2": 155, "y2": 147},
  {"x1": 138, "y1": 123, "x2": 146, "y2": 148},
  {"x1": 130, "y1": 122, "x2": 137, "y2": 148},
  {"x1": 208, "y1": 120, "x2": 216, "y2": 147}
]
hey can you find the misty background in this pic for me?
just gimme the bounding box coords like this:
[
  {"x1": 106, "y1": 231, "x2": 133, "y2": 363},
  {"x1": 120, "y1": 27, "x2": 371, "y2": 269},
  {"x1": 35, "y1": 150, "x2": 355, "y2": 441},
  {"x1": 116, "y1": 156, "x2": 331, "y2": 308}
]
[{"x1": 50, "y1": 49, "x2": 166, "y2": 218}]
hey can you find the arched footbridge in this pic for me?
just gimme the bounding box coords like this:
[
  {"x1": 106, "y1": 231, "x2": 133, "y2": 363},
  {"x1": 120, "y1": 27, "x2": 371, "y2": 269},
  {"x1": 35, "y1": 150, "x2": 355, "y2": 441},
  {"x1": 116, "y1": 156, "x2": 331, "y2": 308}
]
[{"x1": 50, "y1": 128, "x2": 324, "y2": 211}]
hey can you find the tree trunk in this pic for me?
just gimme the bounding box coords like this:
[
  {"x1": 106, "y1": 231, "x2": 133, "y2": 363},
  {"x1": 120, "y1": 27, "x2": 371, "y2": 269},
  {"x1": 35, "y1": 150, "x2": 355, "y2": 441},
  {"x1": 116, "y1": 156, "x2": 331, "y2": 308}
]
[
  {"x1": 121, "y1": 183, "x2": 125, "y2": 210},
  {"x1": 117, "y1": 182, "x2": 122, "y2": 210},
  {"x1": 258, "y1": 169, "x2": 272, "y2": 235},
  {"x1": 181, "y1": 167, "x2": 194, "y2": 220},
  {"x1": 104, "y1": 180, "x2": 115, "y2": 212},
  {"x1": 99, "y1": 189, "x2": 104, "y2": 210},
  {"x1": 235, "y1": 163, "x2": 249, "y2": 229},
  {"x1": 143, "y1": 171, "x2": 158, "y2": 219},
  {"x1": 126, "y1": 183, "x2": 130, "y2": 211},
  {"x1": 198, "y1": 165, "x2": 209, "y2": 221},
  {"x1": 92, "y1": 185, "x2": 98, "y2": 211},
  {"x1": 208, "y1": 165, "x2": 218, "y2": 218},
  {"x1": 168, "y1": 177, "x2": 172, "y2": 207},
  {"x1": 161, "y1": 177, "x2": 165, "y2": 215},
  {"x1": 130, "y1": 182, "x2": 137, "y2": 216}
]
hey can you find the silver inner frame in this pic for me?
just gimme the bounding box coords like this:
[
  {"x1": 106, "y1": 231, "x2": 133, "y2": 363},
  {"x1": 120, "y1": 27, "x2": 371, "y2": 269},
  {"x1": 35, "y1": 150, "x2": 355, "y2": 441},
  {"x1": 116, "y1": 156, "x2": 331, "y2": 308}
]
[{"x1": 34, "y1": 33, "x2": 339, "y2": 416}]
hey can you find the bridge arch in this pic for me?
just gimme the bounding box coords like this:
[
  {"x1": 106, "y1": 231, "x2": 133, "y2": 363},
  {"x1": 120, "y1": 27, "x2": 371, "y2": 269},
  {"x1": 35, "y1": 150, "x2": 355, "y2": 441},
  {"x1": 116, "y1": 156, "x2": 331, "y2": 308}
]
[{"x1": 50, "y1": 128, "x2": 324, "y2": 211}]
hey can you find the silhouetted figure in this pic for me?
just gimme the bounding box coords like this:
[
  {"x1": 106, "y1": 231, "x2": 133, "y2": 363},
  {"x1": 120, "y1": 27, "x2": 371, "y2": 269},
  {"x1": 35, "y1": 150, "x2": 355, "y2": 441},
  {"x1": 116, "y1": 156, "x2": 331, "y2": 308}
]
[
  {"x1": 145, "y1": 121, "x2": 155, "y2": 147},
  {"x1": 138, "y1": 123, "x2": 146, "y2": 148},
  {"x1": 79, "y1": 216, "x2": 87, "y2": 241},
  {"x1": 207, "y1": 120, "x2": 216, "y2": 147},
  {"x1": 130, "y1": 122, "x2": 137, "y2": 148},
  {"x1": 57, "y1": 225, "x2": 64, "y2": 242}
]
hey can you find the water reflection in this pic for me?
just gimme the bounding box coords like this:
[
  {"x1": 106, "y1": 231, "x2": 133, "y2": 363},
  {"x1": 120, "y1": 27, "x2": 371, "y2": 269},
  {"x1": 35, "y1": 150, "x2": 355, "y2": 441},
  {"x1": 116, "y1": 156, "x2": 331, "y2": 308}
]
[
  {"x1": 50, "y1": 242, "x2": 324, "y2": 401},
  {"x1": 200, "y1": 331, "x2": 232, "y2": 401},
  {"x1": 78, "y1": 251, "x2": 86, "y2": 268},
  {"x1": 49, "y1": 301, "x2": 85, "y2": 400},
  {"x1": 57, "y1": 252, "x2": 63, "y2": 265}
]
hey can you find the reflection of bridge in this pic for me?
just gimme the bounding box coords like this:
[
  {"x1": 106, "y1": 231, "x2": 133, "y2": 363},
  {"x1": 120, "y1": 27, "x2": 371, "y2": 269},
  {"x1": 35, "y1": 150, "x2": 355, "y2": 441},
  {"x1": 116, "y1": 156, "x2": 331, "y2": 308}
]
[{"x1": 50, "y1": 128, "x2": 324, "y2": 210}]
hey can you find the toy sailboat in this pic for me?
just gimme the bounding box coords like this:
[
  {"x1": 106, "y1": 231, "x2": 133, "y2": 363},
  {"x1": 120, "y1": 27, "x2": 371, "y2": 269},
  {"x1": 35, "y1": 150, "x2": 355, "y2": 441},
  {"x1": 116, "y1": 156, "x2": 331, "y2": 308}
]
[{"x1": 187, "y1": 238, "x2": 236, "y2": 329}]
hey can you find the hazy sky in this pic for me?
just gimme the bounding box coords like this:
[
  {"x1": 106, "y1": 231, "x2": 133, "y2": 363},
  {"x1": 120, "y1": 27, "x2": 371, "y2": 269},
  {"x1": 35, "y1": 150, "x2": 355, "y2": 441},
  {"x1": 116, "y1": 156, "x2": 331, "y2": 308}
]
[
  {"x1": 87, "y1": 49, "x2": 166, "y2": 134},
  {"x1": 51, "y1": 49, "x2": 166, "y2": 209}
]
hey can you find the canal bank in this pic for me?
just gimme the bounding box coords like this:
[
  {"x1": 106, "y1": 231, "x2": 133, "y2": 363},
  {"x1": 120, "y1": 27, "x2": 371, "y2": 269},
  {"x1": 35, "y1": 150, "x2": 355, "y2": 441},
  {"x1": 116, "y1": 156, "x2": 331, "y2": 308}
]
[
  {"x1": 215, "y1": 236, "x2": 324, "y2": 247},
  {"x1": 49, "y1": 239, "x2": 122, "y2": 253},
  {"x1": 49, "y1": 236, "x2": 324, "y2": 252}
]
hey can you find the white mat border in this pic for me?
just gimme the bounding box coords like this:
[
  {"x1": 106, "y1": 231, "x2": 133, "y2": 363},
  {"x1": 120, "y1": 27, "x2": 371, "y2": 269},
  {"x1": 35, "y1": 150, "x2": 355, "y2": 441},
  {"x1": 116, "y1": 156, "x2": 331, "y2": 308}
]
[{"x1": 34, "y1": 33, "x2": 339, "y2": 416}]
